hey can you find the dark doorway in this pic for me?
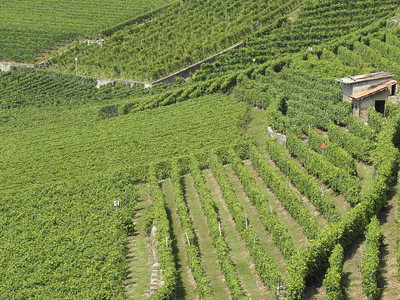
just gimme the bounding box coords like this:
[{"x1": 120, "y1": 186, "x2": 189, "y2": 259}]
[{"x1": 375, "y1": 100, "x2": 385, "y2": 114}]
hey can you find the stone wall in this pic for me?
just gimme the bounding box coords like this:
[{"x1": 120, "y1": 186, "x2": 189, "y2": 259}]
[
  {"x1": 152, "y1": 42, "x2": 243, "y2": 85},
  {"x1": 0, "y1": 62, "x2": 34, "y2": 72}
]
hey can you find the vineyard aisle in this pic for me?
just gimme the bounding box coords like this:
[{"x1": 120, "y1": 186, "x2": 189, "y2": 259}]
[
  {"x1": 125, "y1": 184, "x2": 153, "y2": 298},
  {"x1": 224, "y1": 165, "x2": 288, "y2": 275},
  {"x1": 183, "y1": 174, "x2": 231, "y2": 299},
  {"x1": 378, "y1": 184, "x2": 400, "y2": 299},
  {"x1": 342, "y1": 236, "x2": 365, "y2": 299},
  {"x1": 264, "y1": 152, "x2": 328, "y2": 228},
  {"x1": 203, "y1": 169, "x2": 269, "y2": 299},
  {"x1": 162, "y1": 179, "x2": 198, "y2": 300},
  {"x1": 244, "y1": 161, "x2": 309, "y2": 249}
]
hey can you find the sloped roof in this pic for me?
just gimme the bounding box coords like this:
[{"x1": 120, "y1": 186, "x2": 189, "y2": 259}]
[
  {"x1": 336, "y1": 72, "x2": 395, "y2": 84},
  {"x1": 349, "y1": 79, "x2": 397, "y2": 100}
]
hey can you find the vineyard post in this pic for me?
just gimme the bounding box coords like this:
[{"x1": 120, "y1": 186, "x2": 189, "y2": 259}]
[
  {"x1": 185, "y1": 232, "x2": 190, "y2": 245},
  {"x1": 74, "y1": 57, "x2": 78, "y2": 75}
]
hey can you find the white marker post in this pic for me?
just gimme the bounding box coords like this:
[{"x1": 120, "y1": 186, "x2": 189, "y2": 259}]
[
  {"x1": 74, "y1": 57, "x2": 78, "y2": 75},
  {"x1": 114, "y1": 200, "x2": 120, "y2": 211}
]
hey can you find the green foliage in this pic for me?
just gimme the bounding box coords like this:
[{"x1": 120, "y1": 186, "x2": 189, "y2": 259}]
[
  {"x1": 189, "y1": 155, "x2": 246, "y2": 299},
  {"x1": 323, "y1": 244, "x2": 344, "y2": 300},
  {"x1": 265, "y1": 138, "x2": 341, "y2": 223},
  {"x1": 0, "y1": 177, "x2": 136, "y2": 299},
  {"x1": 249, "y1": 144, "x2": 320, "y2": 240},
  {"x1": 148, "y1": 166, "x2": 177, "y2": 300},
  {"x1": 0, "y1": 68, "x2": 155, "y2": 109},
  {"x1": 227, "y1": 148, "x2": 296, "y2": 260},
  {"x1": 367, "y1": 107, "x2": 385, "y2": 134},
  {"x1": 308, "y1": 129, "x2": 357, "y2": 176},
  {"x1": 49, "y1": 0, "x2": 299, "y2": 81},
  {"x1": 194, "y1": 0, "x2": 398, "y2": 80},
  {"x1": 170, "y1": 161, "x2": 214, "y2": 298},
  {"x1": 209, "y1": 152, "x2": 282, "y2": 289},
  {"x1": 327, "y1": 123, "x2": 374, "y2": 163},
  {"x1": 0, "y1": 0, "x2": 172, "y2": 62},
  {"x1": 2, "y1": 95, "x2": 248, "y2": 190},
  {"x1": 345, "y1": 115, "x2": 375, "y2": 141},
  {"x1": 286, "y1": 134, "x2": 361, "y2": 205},
  {"x1": 285, "y1": 106, "x2": 400, "y2": 299},
  {"x1": 361, "y1": 216, "x2": 383, "y2": 300}
]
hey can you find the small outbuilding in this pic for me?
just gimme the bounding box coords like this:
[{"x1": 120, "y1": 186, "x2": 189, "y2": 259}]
[{"x1": 336, "y1": 72, "x2": 397, "y2": 122}]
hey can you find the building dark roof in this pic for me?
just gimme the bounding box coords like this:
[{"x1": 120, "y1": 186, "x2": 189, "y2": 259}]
[
  {"x1": 336, "y1": 72, "x2": 395, "y2": 84},
  {"x1": 349, "y1": 79, "x2": 397, "y2": 100}
]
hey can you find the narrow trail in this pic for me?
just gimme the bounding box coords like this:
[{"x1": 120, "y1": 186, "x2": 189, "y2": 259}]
[
  {"x1": 203, "y1": 169, "x2": 269, "y2": 299},
  {"x1": 378, "y1": 185, "x2": 400, "y2": 299},
  {"x1": 124, "y1": 184, "x2": 153, "y2": 299},
  {"x1": 342, "y1": 235, "x2": 365, "y2": 300},
  {"x1": 225, "y1": 165, "x2": 288, "y2": 276},
  {"x1": 183, "y1": 174, "x2": 231, "y2": 299},
  {"x1": 162, "y1": 179, "x2": 198, "y2": 300},
  {"x1": 244, "y1": 160, "x2": 309, "y2": 249}
]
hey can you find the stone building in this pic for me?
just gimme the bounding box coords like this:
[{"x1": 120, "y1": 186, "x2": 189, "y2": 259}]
[{"x1": 336, "y1": 72, "x2": 397, "y2": 122}]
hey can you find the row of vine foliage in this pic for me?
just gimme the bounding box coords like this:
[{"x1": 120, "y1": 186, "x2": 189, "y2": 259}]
[
  {"x1": 286, "y1": 133, "x2": 361, "y2": 205},
  {"x1": 209, "y1": 152, "x2": 282, "y2": 289},
  {"x1": 361, "y1": 216, "x2": 383, "y2": 300},
  {"x1": 284, "y1": 102, "x2": 400, "y2": 299},
  {"x1": 327, "y1": 123, "x2": 374, "y2": 163},
  {"x1": 307, "y1": 129, "x2": 357, "y2": 176},
  {"x1": 249, "y1": 144, "x2": 320, "y2": 240},
  {"x1": 227, "y1": 147, "x2": 296, "y2": 260},
  {"x1": 188, "y1": 155, "x2": 246, "y2": 299},
  {"x1": 148, "y1": 166, "x2": 177, "y2": 300},
  {"x1": 170, "y1": 161, "x2": 214, "y2": 298},
  {"x1": 265, "y1": 137, "x2": 340, "y2": 223},
  {"x1": 323, "y1": 244, "x2": 344, "y2": 300}
]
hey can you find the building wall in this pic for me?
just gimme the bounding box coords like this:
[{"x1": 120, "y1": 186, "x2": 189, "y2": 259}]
[
  {"x1": 353, "y1": 89, "x2": 390, "y2": 122},
  {"x1": 343, "y1": 78, "x2": 392, "y2": 96}
]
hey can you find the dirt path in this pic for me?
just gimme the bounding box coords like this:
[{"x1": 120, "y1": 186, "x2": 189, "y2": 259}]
[
  {"x1": 162, "y1": 179, "x2": 199, "y2": 300},
  {"x1": 342, "y1": 235, "x2": 365, "y2": 300},
  {"x1": 124, "y1": 184, "x2": 153, "y2": 299},
  {"x1": 183, "y1": 174, "x2": 231, "y2": 299},
  {"x1": 378, "y1": 185, "x2": 400, "y2": 299},
  {"x1": 203, "y1": 169, "x2": 270, "y2": 299},
  {"x1": 244, "y1": 160, "x2": 309, "y2": 249}
]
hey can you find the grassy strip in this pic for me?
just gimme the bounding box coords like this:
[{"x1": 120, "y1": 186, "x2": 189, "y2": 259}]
[
  {"x1": 225, "y1": 165, "x2": 288, "y2": 275},
  {"x1": 183, "y1": 174, "x2": 231, "y2": 299},
  {"x1": 125, "y1": 184, "x2": 153, "y2": 298},
  {"x1": 162, "y1": 179, "x2": 199, "y2": 299}
]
